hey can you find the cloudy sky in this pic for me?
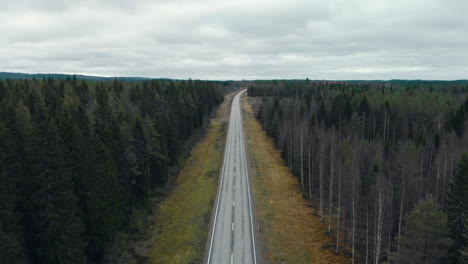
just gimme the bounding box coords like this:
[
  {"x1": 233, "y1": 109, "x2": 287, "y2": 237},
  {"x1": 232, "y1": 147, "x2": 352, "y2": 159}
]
[{"x1": 0, "y1": 0, "x2": 467, "y2": 80}]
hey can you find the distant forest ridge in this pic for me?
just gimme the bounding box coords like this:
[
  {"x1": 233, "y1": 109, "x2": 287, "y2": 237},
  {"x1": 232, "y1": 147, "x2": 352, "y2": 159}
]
[
  {"x1": 0, "y1": 72, "x2": 164, "y2": 82},
  {"x1": 1, "y1": 72, "x2": 468, "y2": 83}
]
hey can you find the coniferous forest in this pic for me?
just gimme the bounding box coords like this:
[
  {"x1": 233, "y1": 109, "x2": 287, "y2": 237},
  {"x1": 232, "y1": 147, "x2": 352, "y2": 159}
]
[
  {"x1": 249, "y1": 80, "x2": 468, "y2": 264},
  {"x1": 0, "y1": 77, "x2": 225, "y2": 263}
]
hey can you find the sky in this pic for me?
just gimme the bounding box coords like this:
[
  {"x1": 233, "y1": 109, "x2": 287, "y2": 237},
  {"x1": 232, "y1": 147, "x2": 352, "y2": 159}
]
[{"x1": 0, "y1": 0, "x2": 467, "y2": 80}]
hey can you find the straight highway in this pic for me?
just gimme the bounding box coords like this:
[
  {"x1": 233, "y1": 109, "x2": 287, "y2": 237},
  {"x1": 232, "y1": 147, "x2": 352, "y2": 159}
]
[{"x1": 206, "y1": 90, "x2": 257, "y2": 264}]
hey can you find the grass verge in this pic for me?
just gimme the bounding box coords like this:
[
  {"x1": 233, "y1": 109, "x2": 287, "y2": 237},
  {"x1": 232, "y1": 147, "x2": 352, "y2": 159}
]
[
  {"x1": 146, "y1": 94, "x2": 232, "y2": 264},
  {"x1": 147, "y1": 121, "x2": 225, "y2": 263},
  {"x1": 242, "y1": 95, "x2": 350, "y2": 264}
]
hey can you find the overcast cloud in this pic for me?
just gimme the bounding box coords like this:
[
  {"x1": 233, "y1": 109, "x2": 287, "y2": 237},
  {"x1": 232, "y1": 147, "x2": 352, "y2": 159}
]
[{"x1": 0, "y1": 0, "x2": 467, "y2": 80}]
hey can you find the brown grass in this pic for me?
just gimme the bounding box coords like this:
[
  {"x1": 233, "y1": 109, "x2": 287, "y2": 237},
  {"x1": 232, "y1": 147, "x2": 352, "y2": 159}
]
[
  {"x1": 146, "y1": 93, "x2": 235, "y2": 264},
  {"x1": 242, "y1": 95, "x2": 350, "y2": 264}
]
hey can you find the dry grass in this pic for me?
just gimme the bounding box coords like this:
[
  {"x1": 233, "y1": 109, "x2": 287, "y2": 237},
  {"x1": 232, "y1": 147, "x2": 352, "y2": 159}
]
[
  {"x1": 242, "y1": 95, "x2": 350, "y2": 264},
  {"x1": 147, "y1": 122, "x2": 225, "y2": 263},
  {"x1": 145, "y1": 93, "x2": 236, "y2": 264}
]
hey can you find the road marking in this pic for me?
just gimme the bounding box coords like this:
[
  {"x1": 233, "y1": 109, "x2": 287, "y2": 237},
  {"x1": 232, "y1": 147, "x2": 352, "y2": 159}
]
[
  {"x1": 234, "y1": 185, "x2": 236, "y2": 190},
  {"x1": 207, "y1": 93, "x2": 233, "y2": 264},
  {"x1": 207, "y1": 90, "x2": 254, "y2": 264},
  {"x1": 233, "y1": 200, "x2": 235, "y2": 207},
  {"x1": 239, "y1": 90, "x2": 258, "y2": 264}
]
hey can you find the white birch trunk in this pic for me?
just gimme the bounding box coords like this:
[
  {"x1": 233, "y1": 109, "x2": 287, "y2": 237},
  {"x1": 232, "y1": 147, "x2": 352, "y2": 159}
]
[
  {"x1": 328, "y1": 147, "x2": 334, "y2": 233},
  {"x1": 300, "y1": 125, "x2": 304, "y2": 191},
  {"x1": 319, "y1": 143, "x2": 324, "y2": 220},
  {"x1": 397, "y1": 166, "x2": 405, "y2": 263},
  {"x1": 309, "y1": 142, "x2": 312, "y2": 198},
  {"x1": 352, "y1": 168, "x2": 359, "y2": 264},
  {"x1": 336, "y1": 163, "x2": 342, "y2": 253},
  {"x1": 387, "y1": 189, "x2": 393, "y2": 263},
  {"x1": 375, "y1": 190, "x2": 384, "y2": 264},
  {"x1": 366, "y1": 206, "x2": 369, "y2": 264}
]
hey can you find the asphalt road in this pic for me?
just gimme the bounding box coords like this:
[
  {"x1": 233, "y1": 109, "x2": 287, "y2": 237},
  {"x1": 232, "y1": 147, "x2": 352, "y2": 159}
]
[{"x1": 207, "y1": 90, "x2": 257, "y2": 264}]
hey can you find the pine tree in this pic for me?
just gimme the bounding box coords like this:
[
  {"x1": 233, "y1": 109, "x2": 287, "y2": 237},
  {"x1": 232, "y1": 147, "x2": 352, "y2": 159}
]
[{"x1": 447, "y1": 152, "x2": 468, "y2": 264}]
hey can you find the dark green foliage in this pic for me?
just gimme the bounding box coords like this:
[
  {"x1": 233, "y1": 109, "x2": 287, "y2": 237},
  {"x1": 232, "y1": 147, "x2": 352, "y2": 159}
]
[
  {"x1": 0, "y1": 78, "x2": 225, "y2": 263},
  {"x1": 447, "y1": 153, "x2": 468, "y2": 264},
  {"x1": 397, "y1": 196, "x2": 450, "y2": 264},
  {"x1": 0, "y1": 123, "x2": 27, "y2": 263}
]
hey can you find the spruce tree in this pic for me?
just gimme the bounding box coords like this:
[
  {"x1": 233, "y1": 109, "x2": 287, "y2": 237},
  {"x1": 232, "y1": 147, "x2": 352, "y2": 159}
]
[
  {"x1": 0, "y1": 123, "x2": 27, "y2": 263},
  {"x1": 396, "y1": 195, "x2": 450, "y2": 264},
  {"x1": 447, "y1": 152, "x2": 468, "y2": 264}
]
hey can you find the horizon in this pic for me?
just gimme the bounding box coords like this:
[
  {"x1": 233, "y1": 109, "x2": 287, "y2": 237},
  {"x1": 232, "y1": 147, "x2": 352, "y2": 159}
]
[{"x1": 1, "y1": 71, "x2": 467, "y2": 82}]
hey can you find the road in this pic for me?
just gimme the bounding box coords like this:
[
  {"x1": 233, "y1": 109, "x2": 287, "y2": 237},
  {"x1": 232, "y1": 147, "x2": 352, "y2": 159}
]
[{"x1": 206, "y1": 90, "x2": 257, "y2": 264}]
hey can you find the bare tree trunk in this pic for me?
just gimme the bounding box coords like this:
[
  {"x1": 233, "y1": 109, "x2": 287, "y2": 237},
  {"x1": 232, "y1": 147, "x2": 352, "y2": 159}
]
[
  {"x1": 309, "y1": 142, "x2": 313, "y2": 198},
  {"x1": 387, "y1": 116, "x2": 391, "y2": 144},
  {"x1": 373, "y1": 115, "x2": 376, "y2": 140},
  {"x1": 436, "y1": 157, "x2": 440, "y2": 202},
  {"x1": 397, "y1": 166, "x2": 405, "y2": 263},
  {"x1": 375, "y1": 189, "x2": 384, "y2": 264},
  {"x1": 328, "y1": 147, "x2": 334, "y2": 233},
  {"x1": 374, "y1": 194, "x2": 378, "y2": 263},
  {"x1": 362, "y1": 113, "x2": 366, "y2": 140},
  {"x1": 320, "y1": 143, "x2": 324, "y2": 220},
  {"x1": 420, "y1": 150, "x2": 424, "y2": 191},
  {"x1": 289, "y1": 123, "x2": 292, "y2": 168},
  {"x1": 336, "y1": 163, "x2": 342, "y2": 253},
  {"x1": 442, "y1": 150, "x2": 447, "y2": 204},
  {"x1": 352, "y1": 168, "x2": 359, "y2": 264},
  {"x1": 383, "y1": 111, "x2": 387, "y2": 143},
  {"x1": 300, "y1": 125, "x2": 304, "y2": 191},
  {"x1": 366, "y1": 206, "x2": 369, "y2": 264},
  {"x1": 387, "y1": 189, "x2": 393, "y2": 263}
]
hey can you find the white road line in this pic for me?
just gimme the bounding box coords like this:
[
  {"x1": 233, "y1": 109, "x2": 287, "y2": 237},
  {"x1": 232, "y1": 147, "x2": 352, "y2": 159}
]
[
  {"x1": 207, "y1": 100, "x2": 232, "y2": 264},
  {"x1": 233, "y1": 200, "x2": 235, "y2": 207},
  {"x1": 207, "y1": 90, "x2": 255, "y2": 264},
  {"x1": 234, "y1": 185, "x2": 236, "y2": 190},
  {"x1": 239, "y1": 90, "x2": 258, "y2": 264}
]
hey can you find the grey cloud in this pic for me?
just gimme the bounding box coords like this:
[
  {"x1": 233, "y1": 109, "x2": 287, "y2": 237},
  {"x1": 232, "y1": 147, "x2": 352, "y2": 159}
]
[{"x1": 0, "y1": 0, "x2": 467, "y2": 79}]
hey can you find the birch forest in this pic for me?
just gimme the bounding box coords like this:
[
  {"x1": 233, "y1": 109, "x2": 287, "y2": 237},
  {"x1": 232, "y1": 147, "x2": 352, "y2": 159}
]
[{"x1": 248, "y1": 80, "x2": 468, "y2": 264}]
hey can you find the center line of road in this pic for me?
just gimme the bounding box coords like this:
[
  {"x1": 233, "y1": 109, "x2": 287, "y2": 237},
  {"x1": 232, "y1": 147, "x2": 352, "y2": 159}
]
[{"x1": 207, "y1": 90, "x2": 256, "y2": 264}]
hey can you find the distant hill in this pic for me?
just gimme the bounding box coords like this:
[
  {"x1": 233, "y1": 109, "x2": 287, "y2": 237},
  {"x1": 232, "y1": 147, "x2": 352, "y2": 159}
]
[
  {"x1": 340, "y1": 79, "x2": 468, "y2": 84},
  {"x1": 0, "y1": 72, "x2": 166, "y2": 81},
  {"x1": 1, "y1": 72, "x2": 467, "y2": 83}
]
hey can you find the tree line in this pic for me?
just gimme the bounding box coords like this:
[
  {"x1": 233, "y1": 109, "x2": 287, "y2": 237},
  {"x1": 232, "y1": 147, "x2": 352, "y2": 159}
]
[
  {"x1": 0, "y1": 77, "x2": 226, "y2": 263},
  {"x1": 248, "y1": 80, "x2": 468, "y2": 264}
]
